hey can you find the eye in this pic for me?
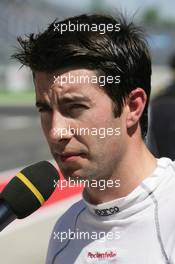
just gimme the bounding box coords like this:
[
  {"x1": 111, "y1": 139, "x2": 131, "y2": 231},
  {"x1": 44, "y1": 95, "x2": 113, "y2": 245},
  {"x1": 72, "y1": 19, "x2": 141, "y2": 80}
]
[
  {"x1": 63, "y1": 104, "x2": 89, "y2": 117},
  {"x1": 70, "y1": 104, "x2": 87, "y2": 110},
  {"x1": 68, "y1": 104, "x2": 89, "y2": 114},
  {"x1": 37, "y1": 105, "x2": 52, "y2": 113}
]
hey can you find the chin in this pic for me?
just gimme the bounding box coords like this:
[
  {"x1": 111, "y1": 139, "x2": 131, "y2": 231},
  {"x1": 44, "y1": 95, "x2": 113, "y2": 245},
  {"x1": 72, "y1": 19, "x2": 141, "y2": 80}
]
[{"x1": 66, "y1": 170, "x2": 85, "y2": 180}]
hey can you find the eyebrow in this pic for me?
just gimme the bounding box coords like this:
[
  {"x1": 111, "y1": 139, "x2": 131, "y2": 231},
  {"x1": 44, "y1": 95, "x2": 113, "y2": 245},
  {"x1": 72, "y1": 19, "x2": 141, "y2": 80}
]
[
  {"x1": 35, "y1": 95, "x2": 90, "y2": 108},
  {"x1": 59, "y1": 95, "x2": 90, "y2": 104}
]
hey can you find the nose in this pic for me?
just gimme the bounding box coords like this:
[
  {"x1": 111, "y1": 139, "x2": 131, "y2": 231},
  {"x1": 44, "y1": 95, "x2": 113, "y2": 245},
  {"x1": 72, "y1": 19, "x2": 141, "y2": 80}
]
[{"x1": 48, "y1": 110, "x2": 73, "y2": 143}]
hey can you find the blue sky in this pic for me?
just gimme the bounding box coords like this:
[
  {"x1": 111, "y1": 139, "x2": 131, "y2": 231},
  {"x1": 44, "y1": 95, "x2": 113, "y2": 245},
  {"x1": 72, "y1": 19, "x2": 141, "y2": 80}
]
[
  {"x1": 107, "y1": 0, "x2": 175, "y2": 18},
  {"x1": 49, "y1": 0, "x2": 175, "y2": 19}
]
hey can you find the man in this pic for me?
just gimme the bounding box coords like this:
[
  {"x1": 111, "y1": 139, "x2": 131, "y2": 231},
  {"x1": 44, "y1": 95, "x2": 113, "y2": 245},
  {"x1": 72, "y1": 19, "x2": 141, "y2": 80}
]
[
  {"x1": 148, "y1": 53, "x2": 175, "y2": 160},
  {"x1": 12, "y1": 13, "x2": 175, "y2": 264}
]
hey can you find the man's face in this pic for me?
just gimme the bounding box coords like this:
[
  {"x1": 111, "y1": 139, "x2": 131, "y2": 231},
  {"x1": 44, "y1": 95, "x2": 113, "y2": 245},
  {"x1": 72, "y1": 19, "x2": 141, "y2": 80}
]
[{"x1": 34, "y1": 69, "x2": 128, "y2": 182}]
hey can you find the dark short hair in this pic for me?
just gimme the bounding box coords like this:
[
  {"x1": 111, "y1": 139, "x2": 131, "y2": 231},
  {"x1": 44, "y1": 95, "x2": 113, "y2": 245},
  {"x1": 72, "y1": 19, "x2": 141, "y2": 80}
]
[{"x1": 12, "y1": 13, "x2": 152, "y2": 138}]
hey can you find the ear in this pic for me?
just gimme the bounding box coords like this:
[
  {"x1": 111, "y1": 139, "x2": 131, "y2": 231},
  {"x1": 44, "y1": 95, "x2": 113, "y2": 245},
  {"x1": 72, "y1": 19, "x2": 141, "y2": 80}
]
[{"x1": 126, "y1": 88, "x2": 147, "y2": 129}]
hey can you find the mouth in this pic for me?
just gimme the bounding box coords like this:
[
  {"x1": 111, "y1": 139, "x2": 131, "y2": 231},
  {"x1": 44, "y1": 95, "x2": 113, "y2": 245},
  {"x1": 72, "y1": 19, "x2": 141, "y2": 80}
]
[{"x1": 56, "y1": 152, "x2": 86, "y2": 163}]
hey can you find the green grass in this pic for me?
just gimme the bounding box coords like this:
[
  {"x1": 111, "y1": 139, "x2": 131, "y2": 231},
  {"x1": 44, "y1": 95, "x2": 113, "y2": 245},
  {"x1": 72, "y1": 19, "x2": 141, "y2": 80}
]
[{"x1": 0, "y1": 90, "x2": 35, "y2": 105}]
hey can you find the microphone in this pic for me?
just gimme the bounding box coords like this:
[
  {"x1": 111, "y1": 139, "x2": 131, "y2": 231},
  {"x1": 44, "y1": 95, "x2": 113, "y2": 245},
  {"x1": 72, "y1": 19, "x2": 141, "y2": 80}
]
[{"x1": 0, "y1": 161, "x2": 59, "y2": 232}]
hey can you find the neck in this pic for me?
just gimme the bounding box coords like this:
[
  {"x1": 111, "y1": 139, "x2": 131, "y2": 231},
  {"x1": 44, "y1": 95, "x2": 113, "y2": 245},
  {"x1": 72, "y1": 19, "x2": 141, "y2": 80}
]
[{"x1": 85, "y1": 141, "x2": 157, "y2": 205}]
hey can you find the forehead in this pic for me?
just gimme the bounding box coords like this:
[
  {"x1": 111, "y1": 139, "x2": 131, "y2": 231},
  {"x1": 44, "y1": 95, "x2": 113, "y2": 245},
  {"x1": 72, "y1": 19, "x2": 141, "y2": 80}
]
[{"x1": 34, "y1": 69, "x2": 104, "y2": 100}]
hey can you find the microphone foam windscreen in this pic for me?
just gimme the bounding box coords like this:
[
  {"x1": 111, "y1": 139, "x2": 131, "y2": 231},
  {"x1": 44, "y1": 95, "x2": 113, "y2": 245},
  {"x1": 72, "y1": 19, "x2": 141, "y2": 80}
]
[{"x1": 0, "y1": 161, "x2": 59, "y2": 219}]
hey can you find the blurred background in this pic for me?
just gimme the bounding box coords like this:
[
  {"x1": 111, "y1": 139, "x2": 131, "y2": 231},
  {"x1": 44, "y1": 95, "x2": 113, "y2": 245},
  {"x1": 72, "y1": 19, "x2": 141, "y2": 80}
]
[{"x1": 0, "y1": 0, "x2": 175, "y2": 263}]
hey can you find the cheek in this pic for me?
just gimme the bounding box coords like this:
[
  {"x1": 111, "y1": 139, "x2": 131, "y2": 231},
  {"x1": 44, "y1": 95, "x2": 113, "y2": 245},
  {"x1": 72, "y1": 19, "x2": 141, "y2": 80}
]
[
  {"x1": 77, "y1": 111, "x2": 123, "y2": 148},
  {"x1": 85, "y1": 103, "x2": 120, "y2": 130},
  {"x1": 83, "y1": 129, "x2": 121, "y2": 161},
  {"x1": 40, "y1": 114, "x2": 51, "y2": 138},
  {"x1": 97, "y1": 136, "x2": 124, "y2": 172}
]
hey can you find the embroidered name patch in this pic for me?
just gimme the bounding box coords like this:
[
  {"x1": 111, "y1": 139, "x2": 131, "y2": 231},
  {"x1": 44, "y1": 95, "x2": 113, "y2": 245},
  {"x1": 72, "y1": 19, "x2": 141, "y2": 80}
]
[
  {"x1": 86, "y1": 249, "x2": 118, "y2": 262},
  {"x1": 94, "y1": 206, "x2": 119, "y2": 216}
]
